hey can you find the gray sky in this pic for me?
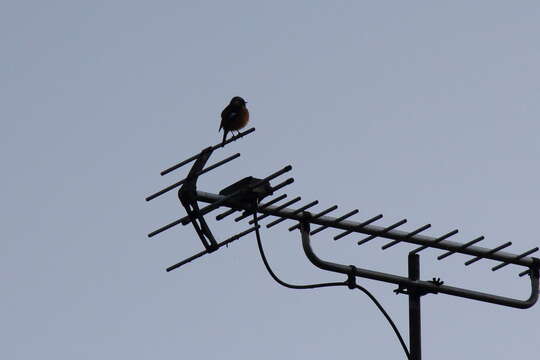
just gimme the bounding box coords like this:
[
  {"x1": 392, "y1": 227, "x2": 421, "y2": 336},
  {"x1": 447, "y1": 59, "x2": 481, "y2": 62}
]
[{"x1": 2, "y1": 1, "x2": 539, "y2": 359}]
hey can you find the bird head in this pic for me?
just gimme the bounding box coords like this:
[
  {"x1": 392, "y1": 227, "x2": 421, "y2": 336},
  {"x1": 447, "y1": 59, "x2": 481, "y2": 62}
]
[{"x1": 230, "y1": 96, "x2": 247, "y2": 106}]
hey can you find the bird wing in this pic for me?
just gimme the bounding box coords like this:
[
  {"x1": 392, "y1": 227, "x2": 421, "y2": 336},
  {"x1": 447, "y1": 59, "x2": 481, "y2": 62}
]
[{"x1": 220, "y1": 105, "x2": 238, "y2": 131}]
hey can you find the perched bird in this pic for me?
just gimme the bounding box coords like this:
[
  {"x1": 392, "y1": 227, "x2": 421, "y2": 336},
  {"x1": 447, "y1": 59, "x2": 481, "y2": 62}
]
[{"x1": 219, "y1": 96, "x2": 249, "y2": 145}]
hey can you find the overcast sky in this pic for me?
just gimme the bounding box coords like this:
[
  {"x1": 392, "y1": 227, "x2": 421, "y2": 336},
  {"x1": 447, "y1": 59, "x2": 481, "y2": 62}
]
[{"x1": 2, "y1": 1, "x2": 539, "y2": 359}]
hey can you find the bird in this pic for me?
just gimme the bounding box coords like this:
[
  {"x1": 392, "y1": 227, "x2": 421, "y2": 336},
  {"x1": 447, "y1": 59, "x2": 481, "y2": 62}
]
[{"x1": 219, "y1": 96, "x2": 249, "y2": 145}]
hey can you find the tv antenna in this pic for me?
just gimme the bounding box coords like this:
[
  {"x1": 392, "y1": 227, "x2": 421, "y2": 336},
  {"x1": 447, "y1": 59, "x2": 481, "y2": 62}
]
[{"x1": 146, "y1": 128, "x2": 539, "y2": 360}]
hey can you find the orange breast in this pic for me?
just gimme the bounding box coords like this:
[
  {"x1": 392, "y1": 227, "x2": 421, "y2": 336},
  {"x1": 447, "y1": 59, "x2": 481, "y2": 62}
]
[{"x1": 230, "y1": 108, "x2": 249, "y2": 130}]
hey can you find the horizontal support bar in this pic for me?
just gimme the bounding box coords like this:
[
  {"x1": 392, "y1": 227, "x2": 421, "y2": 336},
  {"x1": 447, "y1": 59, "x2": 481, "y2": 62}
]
[
  {"x1": 300, "y1": 220, "x2": 539, "y2": 309},
  {"x1": 193, "y1": 191, "x2": 539, "y2": 269}
]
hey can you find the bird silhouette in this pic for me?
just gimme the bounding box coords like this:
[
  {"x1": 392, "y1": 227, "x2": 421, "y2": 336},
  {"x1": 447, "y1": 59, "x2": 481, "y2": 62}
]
[{"x1": 219, "y1": 96, "x2": 249, "y2": 145}]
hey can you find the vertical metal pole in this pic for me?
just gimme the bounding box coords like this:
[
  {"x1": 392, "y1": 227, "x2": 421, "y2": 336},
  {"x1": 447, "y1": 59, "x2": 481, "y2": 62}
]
[{"x1": 408, "y1": 253, "x2": 421, "y2": 360}]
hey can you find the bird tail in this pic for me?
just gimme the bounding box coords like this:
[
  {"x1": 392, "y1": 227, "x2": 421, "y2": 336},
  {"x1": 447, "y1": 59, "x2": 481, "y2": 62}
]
[{"x1": 222, "y1": 130, "x2": 227, "y2": 146}]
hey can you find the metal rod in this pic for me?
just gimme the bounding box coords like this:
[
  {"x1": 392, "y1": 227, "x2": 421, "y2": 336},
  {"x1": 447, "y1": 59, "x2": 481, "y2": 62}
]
[
  {"x1": 300, "y1": 220, "x2": 539, "y2": 309},
  {"x1": 248, "y1": 197, "x2": 301, "y2": 225},
  {"x1": 166, "y1": 247, "x2": 208, "y2": 271},
  {"x1": 270, "y1": 178, "x2": 294, "y2": 193},
  {"x1": 148, "y1": 218, "x2": 182, "y2": 238},
  {"x1": 333, "y1": 214, "x2": 383, "y2": 240},
  {"x1": 465, "y1": 242, "x2": 512, "y2": 266},
  {"x1": 266, "y1": 201, "x2": 318, "y2": 228},
  {"x1": 519, "y1": 269, "x2": 531, "y2": 277},
  {"x1": 194, "y1": 191, "x2": 539, "y2": 268},
  {"x1": 289, "y1": 205, "x2": 338, "y2": 231},
  {"x1": 410, "y1": 229, "x2": 459, "y2": 254},
  {"x1": 408, "y1": 253, "x2": 422, "y2": 360},
  {"x1": 382, "y1": 224, "x2": 431, "y2": 250},
  {"x1": 235, "y1": 194, "x2": 288, "y2": 222},
  {"x1": 437, "y1": 236, "x2": 484, "y2": 261},
  {"x1": 160, "y1": 127, "x2": 255, "y2": 176},
  {"x1": 166, "y1": 225, "x2": 260, "y2": 271},
  {"x1": 357, "y1": 219, "x2": 407, "y2": 246},
  {"x1": 146, "y1": 153, "x2": 240, "y2": 201},
  {"x1": 216, "y1": 208, "x2": 237, "y2": 221},
  {"x1": 491, "y1": 248, "x2": 539, "y2": 272},
  {"x1": 311, "y1": 209, "x2": 359, "y2": 235}
]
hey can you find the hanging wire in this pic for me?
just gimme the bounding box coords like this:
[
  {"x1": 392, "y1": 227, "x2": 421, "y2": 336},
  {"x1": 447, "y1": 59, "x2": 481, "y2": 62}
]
[
  {"x1": 354, "y1": 284, "x2": 411, "y2": 360},
  {"x1": 252, "y1": 212, "x2": 344, "y2": 289},
  {"x1": 252, "y1": 211, "x2": 411, "y2": 359}
]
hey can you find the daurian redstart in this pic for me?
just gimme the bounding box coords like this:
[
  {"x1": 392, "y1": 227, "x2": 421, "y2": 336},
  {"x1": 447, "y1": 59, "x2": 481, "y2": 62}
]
[{"x1": 219, "y1": 96, "x2": 249, "y2": 145}]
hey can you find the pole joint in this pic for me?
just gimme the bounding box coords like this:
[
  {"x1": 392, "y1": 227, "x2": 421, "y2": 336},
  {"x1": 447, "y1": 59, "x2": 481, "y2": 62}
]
[{"x1": 347, "y1": 265, "x2": 357, "y2": 289}]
